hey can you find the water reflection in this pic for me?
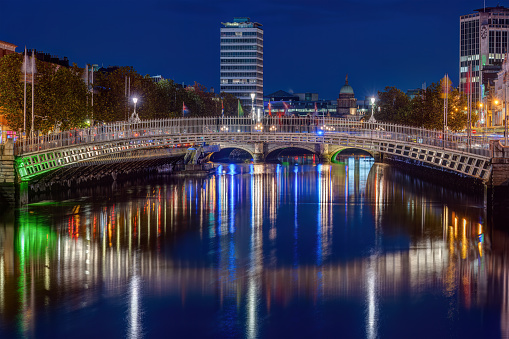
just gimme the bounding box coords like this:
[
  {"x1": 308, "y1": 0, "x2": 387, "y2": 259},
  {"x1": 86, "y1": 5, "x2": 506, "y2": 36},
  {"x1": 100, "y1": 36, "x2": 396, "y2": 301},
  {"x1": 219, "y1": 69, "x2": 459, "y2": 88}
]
[{"x1": 0, "y1": 159, "x2": 505, "y2": 337}]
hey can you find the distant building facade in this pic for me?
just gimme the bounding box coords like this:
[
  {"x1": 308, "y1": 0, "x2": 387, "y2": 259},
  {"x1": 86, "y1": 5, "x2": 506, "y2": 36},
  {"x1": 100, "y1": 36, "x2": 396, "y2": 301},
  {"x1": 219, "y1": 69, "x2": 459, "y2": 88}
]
[
  {"x1": 0, "y1": 40, "x2": 17, "y2": 59},
  {"x1": 337, "y1": 75, "x2": 357, "y2": 116},
  {"x1": 220, "y1": 17, "x2": 263, "y2": 114},
  {"x1": 460, "y1": 6, "x2": 509, "y2": 106},
  {"x1": 265, "y1": 90, "x2": 299, "y2": 102},
  {"x1": 263, "y1": 90, "x2": 336, "y2": 116},
  {"x1": 27, "y1": 49, "x2": 69, "y2": 68},
  {"x1": 295, "y1": 93, "x2": 319, "y2": 101}
]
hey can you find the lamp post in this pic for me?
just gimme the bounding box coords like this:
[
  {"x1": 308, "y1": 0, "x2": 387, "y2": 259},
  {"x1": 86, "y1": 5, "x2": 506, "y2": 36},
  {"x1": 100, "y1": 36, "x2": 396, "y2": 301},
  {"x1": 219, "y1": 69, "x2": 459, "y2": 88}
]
[
  {"x1": 250, "y1": 93, "x2": 255, "y2": 121},
  {"x1": 129, "y1": 97, "x2": 140, "y2": 123},
  {"x1": 368, "y1": 97, "x2": 376, "y2": 123}
]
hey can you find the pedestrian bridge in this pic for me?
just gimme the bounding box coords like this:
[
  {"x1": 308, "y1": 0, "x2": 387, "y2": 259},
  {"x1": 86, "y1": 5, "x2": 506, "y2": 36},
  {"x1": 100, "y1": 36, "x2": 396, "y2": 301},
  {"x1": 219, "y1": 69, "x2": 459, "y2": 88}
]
[{"x1": 11, "y1": 116, "x2": 496, "y2": 183}]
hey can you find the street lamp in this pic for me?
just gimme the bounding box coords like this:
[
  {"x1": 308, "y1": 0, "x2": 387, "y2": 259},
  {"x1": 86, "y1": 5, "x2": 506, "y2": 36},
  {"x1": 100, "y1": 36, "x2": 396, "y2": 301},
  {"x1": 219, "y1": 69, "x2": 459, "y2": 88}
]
[
  {"x1": 368, "y1": 97, "x2": 376, "y2": 123},
  {"x1": 250, "y1": 93, "x2": 255, "y2": 120},
  {"x1": 129, "y1": 97, "x2": 140, "y2": 123}
]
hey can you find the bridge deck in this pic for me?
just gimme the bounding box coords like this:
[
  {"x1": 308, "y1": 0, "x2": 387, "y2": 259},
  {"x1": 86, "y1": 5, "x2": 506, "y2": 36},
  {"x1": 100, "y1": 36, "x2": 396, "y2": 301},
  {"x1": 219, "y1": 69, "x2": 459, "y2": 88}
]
[{"x1": 11, "y1": 117, "x2": 493, "y2": 182}]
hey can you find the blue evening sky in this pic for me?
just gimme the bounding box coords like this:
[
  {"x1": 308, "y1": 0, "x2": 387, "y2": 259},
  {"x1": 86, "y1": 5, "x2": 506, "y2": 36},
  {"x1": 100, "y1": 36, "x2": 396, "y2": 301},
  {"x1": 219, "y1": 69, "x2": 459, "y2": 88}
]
[{"x1": 0, "y1": 0, "x2": 494, "y2": 100}]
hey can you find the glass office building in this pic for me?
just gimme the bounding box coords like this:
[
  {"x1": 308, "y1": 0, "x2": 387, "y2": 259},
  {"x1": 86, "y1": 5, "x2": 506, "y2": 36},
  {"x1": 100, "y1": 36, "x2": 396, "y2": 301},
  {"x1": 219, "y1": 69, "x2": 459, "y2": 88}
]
[
  {"x1": 460, "y1": 6, "x2": 509, "y2": 105},
  {"x1": 220, "y1": 17, "x2": 263, "y2": 115}
]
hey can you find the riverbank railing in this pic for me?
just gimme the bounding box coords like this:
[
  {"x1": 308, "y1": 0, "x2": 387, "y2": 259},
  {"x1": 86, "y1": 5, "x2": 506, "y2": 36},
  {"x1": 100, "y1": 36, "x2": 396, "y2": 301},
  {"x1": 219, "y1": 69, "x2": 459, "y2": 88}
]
[{"x1": 14, "y1": 116, "x2": 492, "y2": 157}]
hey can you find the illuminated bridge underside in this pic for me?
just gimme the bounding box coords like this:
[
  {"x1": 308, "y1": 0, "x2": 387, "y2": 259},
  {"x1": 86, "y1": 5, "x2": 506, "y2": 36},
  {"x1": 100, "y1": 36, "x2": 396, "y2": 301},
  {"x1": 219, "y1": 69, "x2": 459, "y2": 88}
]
[{"x1": 16, "y1": 132, "x2": 491, "y2": 182}]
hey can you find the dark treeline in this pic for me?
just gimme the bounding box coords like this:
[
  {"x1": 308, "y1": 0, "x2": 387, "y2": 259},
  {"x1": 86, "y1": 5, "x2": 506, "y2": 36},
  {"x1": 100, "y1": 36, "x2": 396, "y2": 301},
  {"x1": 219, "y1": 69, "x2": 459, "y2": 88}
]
[
  {"x1": 374, "y1": 83, "x2": 472, "y2": 131},
  {"x1": 0, "y1": 52, "x2": 473, "y2": 133},
  {"x1": 0, "y1": 54, "x2": 239, "y2": 133}
]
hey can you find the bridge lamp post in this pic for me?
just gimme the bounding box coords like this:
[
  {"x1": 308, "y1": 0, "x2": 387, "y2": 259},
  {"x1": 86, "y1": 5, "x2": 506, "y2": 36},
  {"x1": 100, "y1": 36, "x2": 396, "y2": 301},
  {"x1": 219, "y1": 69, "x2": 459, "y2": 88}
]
[
  {"x1": 368, "y1": 97, "x2": 376, "y2": 123},
  {"x1": 250, "y1": 93, "x2": 255, "y2": 121}
]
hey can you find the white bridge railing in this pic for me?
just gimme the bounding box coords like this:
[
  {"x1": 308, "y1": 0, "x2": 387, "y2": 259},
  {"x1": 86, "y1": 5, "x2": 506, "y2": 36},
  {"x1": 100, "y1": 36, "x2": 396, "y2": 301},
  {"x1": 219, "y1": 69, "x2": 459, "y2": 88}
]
[{"x1": 15, "y1": 116, "x2": 492, "y2": 157}]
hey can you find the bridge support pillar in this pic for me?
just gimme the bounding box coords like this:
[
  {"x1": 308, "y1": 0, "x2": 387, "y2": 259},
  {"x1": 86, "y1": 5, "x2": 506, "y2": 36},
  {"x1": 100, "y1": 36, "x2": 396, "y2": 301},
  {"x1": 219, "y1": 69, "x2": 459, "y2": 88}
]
[
  {"x1": 253, "y1": 142, "x2": 265, "y2": 163},
  {"x1": 490, "y1": 140, "x2": 509, "y2": 186},
  {"x1": 373, "y1": 152, "x2": 383, "y2": 163},
  {"x1": 315, "y1": 143, "x2": 330, "y2": 163},
  {"x1": 0, "y1": 139, "x2": 16, "y2": 205}
]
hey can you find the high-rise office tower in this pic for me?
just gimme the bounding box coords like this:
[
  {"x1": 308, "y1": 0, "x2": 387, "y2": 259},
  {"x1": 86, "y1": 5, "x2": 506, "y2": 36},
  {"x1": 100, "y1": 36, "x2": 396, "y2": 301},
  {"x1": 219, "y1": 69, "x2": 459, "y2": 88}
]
[
  {"x1": 220, "y1": 17, "x2": 263, "y2": 115},
  {"x1": 460, "y1": 5, "x2": 509, "y2": 105}
]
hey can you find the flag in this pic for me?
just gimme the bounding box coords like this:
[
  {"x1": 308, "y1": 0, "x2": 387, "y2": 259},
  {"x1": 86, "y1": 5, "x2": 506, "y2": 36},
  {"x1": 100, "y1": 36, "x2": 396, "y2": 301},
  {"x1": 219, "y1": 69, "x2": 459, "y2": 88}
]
[
  {"x1": 314, "y1": 102, "x2": 317, "y2": 117},
  {"x1": 465, "y1": 65, "x2": 471, "y2": 94},
  {"x1": 182, "y1": 102, "x2": 190, "y2": 116},
  {"x1": 221, "y1": 100, "x2": 224, "y2": 116},
  {"x1": 282, "y1": 102, "x2": 289, "y2": 116},
  {"x1": 268, "y1": 101, "x2": 272, "y2": 116},
  {"x1": 238, "y1": 100, "x2": 244, "y2": 117},
  {"x1": 441, "y1": 74, "x2": 451, "y2": 99}
]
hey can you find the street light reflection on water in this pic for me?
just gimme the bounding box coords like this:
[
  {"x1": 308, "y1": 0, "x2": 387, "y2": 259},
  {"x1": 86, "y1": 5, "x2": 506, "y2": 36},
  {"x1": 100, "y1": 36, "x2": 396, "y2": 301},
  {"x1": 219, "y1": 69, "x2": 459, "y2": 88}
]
[{"x1": 0, "y1": 156, "x2": 504, "y2": 338}]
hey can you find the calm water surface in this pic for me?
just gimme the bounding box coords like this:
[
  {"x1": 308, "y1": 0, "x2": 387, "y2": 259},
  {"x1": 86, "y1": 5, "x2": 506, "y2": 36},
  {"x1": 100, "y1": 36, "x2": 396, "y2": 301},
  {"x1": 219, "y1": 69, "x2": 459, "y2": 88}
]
[{"x1": 0, "y1": 158, "x2": 507, "y2": 338}]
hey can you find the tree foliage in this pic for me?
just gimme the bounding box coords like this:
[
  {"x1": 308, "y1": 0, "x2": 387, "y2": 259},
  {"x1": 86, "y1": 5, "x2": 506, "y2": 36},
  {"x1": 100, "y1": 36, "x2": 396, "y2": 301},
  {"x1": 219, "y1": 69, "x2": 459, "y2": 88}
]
[
  {"x1": 0, "y1": 53, "x2": 89, "y2": 133},
  {"x1": 375, "y1": 82, "x2": 469, "y2": 131}
]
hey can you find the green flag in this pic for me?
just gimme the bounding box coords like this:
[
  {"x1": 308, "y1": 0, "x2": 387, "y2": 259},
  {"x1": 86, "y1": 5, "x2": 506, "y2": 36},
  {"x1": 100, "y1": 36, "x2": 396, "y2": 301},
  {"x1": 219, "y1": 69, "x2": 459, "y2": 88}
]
[{"x1": 238, "y1": 100, "x2": 244, "y2": 117}]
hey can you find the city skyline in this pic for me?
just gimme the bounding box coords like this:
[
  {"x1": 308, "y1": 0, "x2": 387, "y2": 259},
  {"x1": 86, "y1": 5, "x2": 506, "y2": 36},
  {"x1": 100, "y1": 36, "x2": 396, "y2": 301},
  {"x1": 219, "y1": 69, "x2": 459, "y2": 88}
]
[{"x1": 0, "y1": 0, "x2": 495, "y2": 100}]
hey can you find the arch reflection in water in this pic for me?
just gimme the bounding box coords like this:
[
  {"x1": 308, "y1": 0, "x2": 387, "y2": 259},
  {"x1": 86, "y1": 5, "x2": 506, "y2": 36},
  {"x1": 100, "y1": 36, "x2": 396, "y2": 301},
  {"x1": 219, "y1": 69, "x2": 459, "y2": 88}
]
[{"x1": 0, "y1": 161, "x2": 504, "y2": 338}]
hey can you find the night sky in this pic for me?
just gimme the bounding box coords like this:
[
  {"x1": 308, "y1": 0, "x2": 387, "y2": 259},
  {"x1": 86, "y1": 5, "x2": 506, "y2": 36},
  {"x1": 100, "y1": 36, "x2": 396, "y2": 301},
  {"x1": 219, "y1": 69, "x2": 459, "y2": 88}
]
[{"x1": 0, "y1": 0, "x2": 495, "y2": 100}]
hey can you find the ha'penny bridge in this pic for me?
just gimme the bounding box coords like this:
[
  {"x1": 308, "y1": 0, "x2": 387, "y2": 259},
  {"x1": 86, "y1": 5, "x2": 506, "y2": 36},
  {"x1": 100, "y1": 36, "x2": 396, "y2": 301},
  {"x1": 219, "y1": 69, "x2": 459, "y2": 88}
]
[{"x1": 1, "y1": 116, "x2": 509, "y2": 191}]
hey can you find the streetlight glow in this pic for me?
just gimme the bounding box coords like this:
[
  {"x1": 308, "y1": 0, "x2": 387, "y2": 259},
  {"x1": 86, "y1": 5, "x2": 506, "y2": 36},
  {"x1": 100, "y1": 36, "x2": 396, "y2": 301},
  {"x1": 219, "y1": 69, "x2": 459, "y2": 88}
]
[
  {"x1": 250, "y1": 93, "x2": 255, "y2": 121},
  {"x1": 368, "y1": 97, "x2": 376, "y2": 123},
  {"x1": 129, "y1": 97, "x2": 141, "y2": 123}
]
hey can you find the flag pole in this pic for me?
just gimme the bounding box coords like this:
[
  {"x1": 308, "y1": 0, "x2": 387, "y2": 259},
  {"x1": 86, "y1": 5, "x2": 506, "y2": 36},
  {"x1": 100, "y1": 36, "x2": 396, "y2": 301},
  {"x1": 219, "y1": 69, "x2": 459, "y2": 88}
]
[
  {"x1": 31, "y1": 49, "x2": 35, "y2": 136},
  {"x1": 23, "y1": 46, "x2": 27, "y2": 137}
]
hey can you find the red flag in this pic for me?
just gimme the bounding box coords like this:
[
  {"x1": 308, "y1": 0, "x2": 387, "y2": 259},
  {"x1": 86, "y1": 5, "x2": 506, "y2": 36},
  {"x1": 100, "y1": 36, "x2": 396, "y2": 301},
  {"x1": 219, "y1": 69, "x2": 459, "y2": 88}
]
[
  {"x1": 465, "y1": 65, "x2": 471, "y2": 94},
  {"x1": 221, "y1": 100, "x2": 224, "y2": 116},
  {"x1": 282, "y1": 102, "x2": 289, "y2": 116},
  {"x1": 182, "y1": 102, "x2": 190, "y2": 116},
  {"x1": 268, "y1": 101, "x2": 272, "y2": 116},
  {"x1": 314, "y1": 102, "x2": 317, "y2": 117}
]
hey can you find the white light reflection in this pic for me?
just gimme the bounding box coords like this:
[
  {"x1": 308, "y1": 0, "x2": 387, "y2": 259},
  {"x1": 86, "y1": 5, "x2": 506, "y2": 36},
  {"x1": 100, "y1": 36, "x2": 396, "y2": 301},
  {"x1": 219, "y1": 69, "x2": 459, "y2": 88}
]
[
  {"x1": 0, "y1": 255, "x2": 3, "y2": 313},
  {"x1": 229, "y1": 173, "x2": 236, "y2": 234},
  {"x1": 317, "y1": 164, "x2": 332, "y2": 265},
  {"x1": 366, "y1": 255, "x2": 379, "y2": 339},
  {"x1": 127, "y1": 255, "x2": 142, "y2": 339},
  {"x1": 247, "y1": 165, "x2": 263, "y2": 339}
]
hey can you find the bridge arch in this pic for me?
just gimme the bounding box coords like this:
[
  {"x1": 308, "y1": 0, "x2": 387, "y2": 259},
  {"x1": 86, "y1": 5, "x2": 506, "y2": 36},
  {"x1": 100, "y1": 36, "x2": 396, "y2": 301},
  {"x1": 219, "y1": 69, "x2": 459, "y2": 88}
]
[
  {"x1": 208, "y1": 143, "x2": 255, "y2": 160},
  {"x1": 265, "y1": 144, "x2": 318, "y2": 160},
  {"x1": 329, "y1": 147, "x2": 377, "y2": 162}
]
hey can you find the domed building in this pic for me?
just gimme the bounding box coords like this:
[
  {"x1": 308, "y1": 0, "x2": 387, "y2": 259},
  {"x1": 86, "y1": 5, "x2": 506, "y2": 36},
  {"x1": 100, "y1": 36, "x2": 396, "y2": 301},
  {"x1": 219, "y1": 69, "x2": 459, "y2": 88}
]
[{"x1": 337, "y1": 75, "x2": 357, "y2": 116}]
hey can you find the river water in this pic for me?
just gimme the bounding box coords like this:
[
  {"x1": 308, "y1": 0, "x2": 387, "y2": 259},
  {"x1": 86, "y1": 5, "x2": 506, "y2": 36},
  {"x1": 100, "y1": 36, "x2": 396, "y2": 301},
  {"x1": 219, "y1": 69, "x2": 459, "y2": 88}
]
[{"x1": 0, "y1": 157, "x2": 507, "y2": 338}]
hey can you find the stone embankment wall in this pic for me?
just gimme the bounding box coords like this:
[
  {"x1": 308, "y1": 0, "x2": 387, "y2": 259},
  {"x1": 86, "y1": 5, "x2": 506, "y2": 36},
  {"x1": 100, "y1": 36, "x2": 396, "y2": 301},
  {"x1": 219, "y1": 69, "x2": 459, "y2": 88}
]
[
  {"x1": 490, "y1": 140, "x2": 509, "y2": 187},
  {"x1": 0, "y1": 139, "x2": 16, "y2": 205},
  {"x1": 0, "y1": 139, "x2": 15, "y2": 184}
]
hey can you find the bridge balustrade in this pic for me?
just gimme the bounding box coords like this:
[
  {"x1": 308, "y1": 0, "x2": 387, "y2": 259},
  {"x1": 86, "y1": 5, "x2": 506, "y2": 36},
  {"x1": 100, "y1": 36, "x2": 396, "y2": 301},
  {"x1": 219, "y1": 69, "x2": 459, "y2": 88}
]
[{"x1": 14, "y1": 117, "x2": 491, "y2": 157}]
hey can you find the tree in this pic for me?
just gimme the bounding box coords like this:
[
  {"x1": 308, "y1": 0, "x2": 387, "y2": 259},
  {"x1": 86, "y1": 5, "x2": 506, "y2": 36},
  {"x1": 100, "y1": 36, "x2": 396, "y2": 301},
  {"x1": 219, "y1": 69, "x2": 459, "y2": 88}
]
[
  {"x1": 0, "y1": 54, "x2": 90, "y2": 133},
  {"x1": 0, "y1": 53, "x2": 24, "y2": 131},
  {"x1": 220, "y1": 92, "x2": 239, "y2": 116},
  {"x1": 376, "y1": 86, "x2": 411, "y2": 124}
]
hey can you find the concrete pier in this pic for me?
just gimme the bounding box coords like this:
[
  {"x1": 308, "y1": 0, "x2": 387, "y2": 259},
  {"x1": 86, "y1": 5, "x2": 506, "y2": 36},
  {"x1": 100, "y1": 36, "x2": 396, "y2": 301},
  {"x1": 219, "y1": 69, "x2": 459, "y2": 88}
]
[
  {"x1": 490, "y1": 140, "x2": 509, "y2": 186},
  {"x1": 0, "y1": 139, "x2": 16, "y2": 205}
]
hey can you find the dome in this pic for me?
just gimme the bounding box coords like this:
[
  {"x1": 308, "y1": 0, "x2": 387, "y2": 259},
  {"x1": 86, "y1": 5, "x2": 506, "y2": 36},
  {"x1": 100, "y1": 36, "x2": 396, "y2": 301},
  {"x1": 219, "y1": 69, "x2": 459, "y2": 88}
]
[
  {"x1": 340, "y1": 84, "x2": 354, "y2": 95},
  {"x1": 340, "y1": 74, "x2": 354, "y2": 95}
]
